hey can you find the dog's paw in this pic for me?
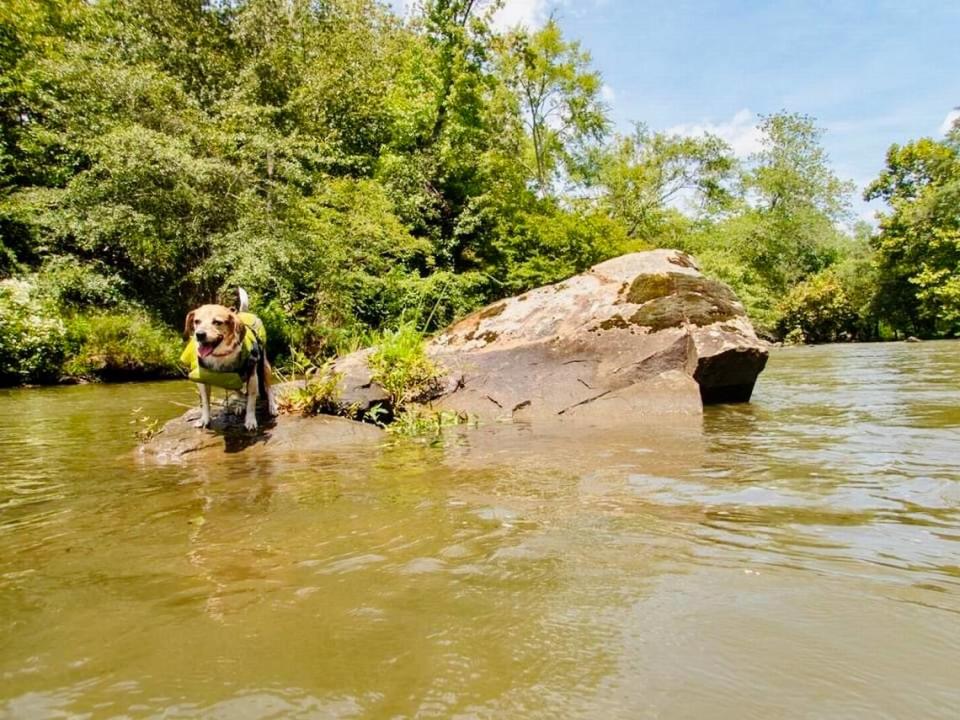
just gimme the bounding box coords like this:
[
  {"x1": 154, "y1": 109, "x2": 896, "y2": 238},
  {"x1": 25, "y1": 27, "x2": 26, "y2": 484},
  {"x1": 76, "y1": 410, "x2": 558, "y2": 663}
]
[
  {"x1": 244, "y1": 417, "x2": 259, "y2": 432},
  {"x1": 267, "y1": 397, "x2": 278, "y2": 417}
]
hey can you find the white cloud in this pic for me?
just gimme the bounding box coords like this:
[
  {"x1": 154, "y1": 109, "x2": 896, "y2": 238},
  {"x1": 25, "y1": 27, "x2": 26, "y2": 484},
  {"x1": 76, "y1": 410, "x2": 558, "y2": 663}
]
[
  {"x1": 492, "y1": 0, "x2": 552, "y2": 30},
  {"x1": 387, "y1": 0, "x2": 550, "y2": 29},
  {"x1": 389, "y1": 0, "x2": 604, "y2": 32},
  {"x1": 601, "y1": 84, "x2": 616, "y2": 103},
  {"x1": 667, "y1": 109, "x2": 764, "y2": 158},
  {"x1": 940, "y1": 109, "x2": 960, "y2": 135}
]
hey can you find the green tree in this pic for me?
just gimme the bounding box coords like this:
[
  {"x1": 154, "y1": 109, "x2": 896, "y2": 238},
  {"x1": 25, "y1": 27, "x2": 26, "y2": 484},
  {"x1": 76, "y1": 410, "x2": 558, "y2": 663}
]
[
  {"x1": 865, "y1": 128, "x2": 960, "y2": 337},
  {"x1": 497, "y1": 18, "x2": 608, "y2": 194},
  {"x1": 740, "y1": 112, "x2": 855, "y2": 293},
  {"x1": 592, "y1": 125, "x2": 737, "y2": 241}
]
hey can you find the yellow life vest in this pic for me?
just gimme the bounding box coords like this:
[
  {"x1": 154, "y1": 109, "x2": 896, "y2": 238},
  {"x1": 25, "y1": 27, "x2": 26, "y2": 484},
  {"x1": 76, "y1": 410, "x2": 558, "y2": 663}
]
[{"x1": 179, "y1": 312, "x2": 266, "y2": 391}]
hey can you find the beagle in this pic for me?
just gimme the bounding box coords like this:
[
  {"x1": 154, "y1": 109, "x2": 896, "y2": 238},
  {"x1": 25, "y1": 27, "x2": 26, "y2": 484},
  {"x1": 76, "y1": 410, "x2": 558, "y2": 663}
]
[{"x1": 182, "y1": 289, "x2": 277, "y2": 431}]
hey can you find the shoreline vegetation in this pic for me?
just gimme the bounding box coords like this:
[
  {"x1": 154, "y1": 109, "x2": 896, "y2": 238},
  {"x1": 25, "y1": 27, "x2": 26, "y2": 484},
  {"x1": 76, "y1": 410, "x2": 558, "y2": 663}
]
[{"x1": 2, "y1": 1, "x2": 958, "y2": 388}]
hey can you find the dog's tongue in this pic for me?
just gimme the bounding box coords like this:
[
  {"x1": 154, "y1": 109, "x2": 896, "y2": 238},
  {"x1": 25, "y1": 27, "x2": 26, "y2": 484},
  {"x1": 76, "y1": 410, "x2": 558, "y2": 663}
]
[{"x1": 197, "y1": 343, "x2": 215, "y2": 359}]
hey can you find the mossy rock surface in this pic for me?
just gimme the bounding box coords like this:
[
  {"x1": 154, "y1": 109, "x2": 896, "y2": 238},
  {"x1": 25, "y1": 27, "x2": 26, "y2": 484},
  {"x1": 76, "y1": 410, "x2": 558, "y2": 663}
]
[
  {"x1": 626, "y1": 272, "x2": 739, "y2": 306},
  {"x1": 630, "y1": 291, "x2": 743, "y2": 331},
  {"x1": 597, "y1": 315, "x2": 631, "y2": 331}
]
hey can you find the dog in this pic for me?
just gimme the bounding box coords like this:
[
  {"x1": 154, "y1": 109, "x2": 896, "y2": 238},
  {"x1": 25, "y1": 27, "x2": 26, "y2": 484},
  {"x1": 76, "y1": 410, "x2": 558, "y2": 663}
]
[{"x1": 183, "y1": 288, "x2": 277, "y2": 431}]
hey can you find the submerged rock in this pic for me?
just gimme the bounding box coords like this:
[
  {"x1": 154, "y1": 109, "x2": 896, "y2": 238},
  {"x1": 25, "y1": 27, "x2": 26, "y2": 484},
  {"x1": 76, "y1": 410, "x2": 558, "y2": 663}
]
[
  {"x1": 139, "y1": 406, "x2": 384, "y2": 463},
  {"x1": 337, "y1": 249, "x2": 768, "y2": 424}
]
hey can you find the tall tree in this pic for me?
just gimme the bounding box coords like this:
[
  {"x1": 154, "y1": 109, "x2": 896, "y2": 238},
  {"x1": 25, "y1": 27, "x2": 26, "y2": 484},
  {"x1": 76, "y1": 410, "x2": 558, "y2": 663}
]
[
  {"x1": 497, "y1": 18, "x2": 608, "y2": 195},
  {"x1": 740, "y1": 111, "x2": 855, "y2": 292},
  {"x1": 592, "y1": 125, "x2": 736, "y2": 240},
  {"x1": 865, "y1": 128, "x2": 960, "y2": 336}
]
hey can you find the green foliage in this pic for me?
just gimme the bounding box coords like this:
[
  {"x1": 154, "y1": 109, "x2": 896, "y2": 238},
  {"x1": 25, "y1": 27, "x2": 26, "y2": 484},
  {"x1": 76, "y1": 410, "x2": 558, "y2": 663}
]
[
  {"x1": 386, "y1": 407, "x2": 471, "y2": 439},
  {"x1": 35, "y1": 255, "x2": 126, "y2": 309},
  {"x1": 494, "y1": 203, "x2": 638, "y2": 292},
  {"x1": 776, "y1": 271, "x2": 859, "y2": 344},
  {"x1": 740, "y1": 112, "x2": 856, "y2": 293},
  {"x1": 0, "y1": 279, "x2": 68, "y2": 385},
  {"x1": 368, "y1": 322, "x2": 443, "y2": 411},
  {"x1": 497, "y1": 18, "x2": 608, "y2": 194},
  {"x1": 592, "y1": 125, "x2": 737, "y2": 241},
  {"x1": 277, "y1": 352, "x2": 343, "y2": 417},
  {"x1": 2, "y1": 0, "x2": 949, "y2": 383},
  {"x1": 62, "y1": 311, "x2": 181, "y2": 381},
  {"x1": 865, "y1": 130, "x2": 960, "y2": 337}
]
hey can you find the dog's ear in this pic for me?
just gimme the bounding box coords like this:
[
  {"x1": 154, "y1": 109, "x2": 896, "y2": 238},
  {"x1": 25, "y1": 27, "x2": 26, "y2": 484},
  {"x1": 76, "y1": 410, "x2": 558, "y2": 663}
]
[
  {"x1": 225, "y1": 312, "x2": 244, "y2": 345},
  {"x1": 183, "y1": 310, "x2": 195, "y2": 339}
]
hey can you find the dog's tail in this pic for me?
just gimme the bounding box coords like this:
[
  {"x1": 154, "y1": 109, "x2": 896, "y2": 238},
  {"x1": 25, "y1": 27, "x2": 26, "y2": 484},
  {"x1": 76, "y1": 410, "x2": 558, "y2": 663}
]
[{"x1": 237, "y1": 287, "x2": 249, "y2": 313}]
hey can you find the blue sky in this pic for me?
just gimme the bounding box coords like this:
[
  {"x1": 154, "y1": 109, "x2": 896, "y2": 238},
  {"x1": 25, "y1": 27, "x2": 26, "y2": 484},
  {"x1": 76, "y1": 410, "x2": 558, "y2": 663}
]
[{"x1": 392, "y1": 0, "x2": 960, "y2": 222}]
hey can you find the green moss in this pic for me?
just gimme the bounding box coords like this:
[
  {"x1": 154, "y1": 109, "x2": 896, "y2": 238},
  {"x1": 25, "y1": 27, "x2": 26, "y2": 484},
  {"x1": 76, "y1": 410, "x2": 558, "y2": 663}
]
[
  {"x1": 626, "y1": 274, "x2": 673, "y2": 304},
  {"x1": 626, "y1": 272, "x2": 739, "y2": 306},
  {"x1": 629, "y1": 292, "x2": 742, "y2": 331},
  {"x1": 597, "y1": 315, "x2": 631, "y2": 331}
]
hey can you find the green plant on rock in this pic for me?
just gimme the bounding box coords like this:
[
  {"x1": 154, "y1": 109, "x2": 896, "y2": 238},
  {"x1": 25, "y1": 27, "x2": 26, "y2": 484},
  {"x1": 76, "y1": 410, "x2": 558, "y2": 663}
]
[
  {"x1": 276, "y1": 351, "x2": 343, "y2": 417},
  {"x1": 386, "y1": 407, "x2": 471, "y2": 439},
  {"x1": 368, "y1": 322, "x2": 443, "y2": 411},
  {"x1": 129, "y1": 407, "x2": 162, "y2": 443}
]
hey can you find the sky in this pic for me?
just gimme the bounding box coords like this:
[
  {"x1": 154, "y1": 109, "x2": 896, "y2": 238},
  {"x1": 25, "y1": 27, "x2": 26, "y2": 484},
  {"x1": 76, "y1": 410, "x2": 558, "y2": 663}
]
[{"x1": 391, "y1": 0, "x2": 960, "y2": 223}]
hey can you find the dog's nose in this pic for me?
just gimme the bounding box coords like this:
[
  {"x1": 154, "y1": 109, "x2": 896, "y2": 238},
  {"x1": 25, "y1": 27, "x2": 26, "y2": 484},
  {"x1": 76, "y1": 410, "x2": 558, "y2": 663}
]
[{"x1": 195, "y1": 331, "x2": 207, "y2": 342}]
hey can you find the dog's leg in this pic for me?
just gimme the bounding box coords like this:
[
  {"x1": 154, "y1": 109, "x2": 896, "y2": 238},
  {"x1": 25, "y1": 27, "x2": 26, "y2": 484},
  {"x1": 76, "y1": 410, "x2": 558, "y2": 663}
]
[
  {"x1": 244, "y1": 373, "x2": 259, "y2": 431},
  {"x1": 263, "y1": 358, "x2": 278, "y2": 417},
  {"x1": 266, "y1": 385, "x2": 278, "y2": 417},
  {"x1": 196, "y1": 383, "x2": 212, "y2": 428}
]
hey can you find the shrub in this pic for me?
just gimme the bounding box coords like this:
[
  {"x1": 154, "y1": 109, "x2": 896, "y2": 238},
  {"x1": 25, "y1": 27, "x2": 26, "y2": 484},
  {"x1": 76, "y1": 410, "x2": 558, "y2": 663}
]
[
  {"x1": 0, "y1": 280, "x2": 68, "y2": 385},
  {"x1": 776, "y1": 271, "x2": 859, "y2": 343},
  {"x1": 35, "y1": 256, "x2": 127, "y2": 309},
  {"x1": 368, "y1": 322, "x2": 443, "y2": 411},
  {"x1": 63, "y1": 311, "x2": 182, "y2": 381},
  {"x1": 276, "y1": 352, "x2": 344, "y2": 416}
]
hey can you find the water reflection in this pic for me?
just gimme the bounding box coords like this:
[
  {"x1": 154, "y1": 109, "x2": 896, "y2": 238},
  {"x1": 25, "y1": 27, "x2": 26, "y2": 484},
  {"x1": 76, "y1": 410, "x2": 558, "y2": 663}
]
[{"x1": 1, "y1": 342, "x2": 959, "y2": 718}]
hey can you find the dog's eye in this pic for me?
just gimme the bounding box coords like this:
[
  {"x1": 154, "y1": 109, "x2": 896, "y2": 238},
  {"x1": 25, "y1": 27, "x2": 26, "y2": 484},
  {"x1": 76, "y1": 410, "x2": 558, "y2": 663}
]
[{"x1": 213, "y1": 320, "x2": 224, "y2": 326}]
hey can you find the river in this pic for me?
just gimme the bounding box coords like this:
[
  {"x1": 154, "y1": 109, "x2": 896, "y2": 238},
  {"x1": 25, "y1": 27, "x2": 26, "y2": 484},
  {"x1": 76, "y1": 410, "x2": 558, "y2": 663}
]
[{"x1": 1, "y1": 341, "x2": 958, "y2": 719}]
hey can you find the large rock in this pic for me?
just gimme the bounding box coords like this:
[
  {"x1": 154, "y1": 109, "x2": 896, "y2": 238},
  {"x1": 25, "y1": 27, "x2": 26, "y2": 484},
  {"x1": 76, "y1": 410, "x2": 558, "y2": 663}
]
[
  {"x1": 139, "y1": 407, "x2": 384, "y2": 463},
  {"x1": 335, "y1": 249, "x2": 768, "y2": 424}
]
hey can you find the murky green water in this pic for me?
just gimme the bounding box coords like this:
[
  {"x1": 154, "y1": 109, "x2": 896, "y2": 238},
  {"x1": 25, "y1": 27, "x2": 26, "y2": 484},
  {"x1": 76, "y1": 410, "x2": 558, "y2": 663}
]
[{"x1": 2, "y1": 342, "x2": 959, "y2": 719}]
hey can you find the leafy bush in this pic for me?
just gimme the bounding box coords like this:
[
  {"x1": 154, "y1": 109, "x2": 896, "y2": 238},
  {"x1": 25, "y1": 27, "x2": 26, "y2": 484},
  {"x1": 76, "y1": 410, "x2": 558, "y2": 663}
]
[
  {"x1": 0, "y1": 280, "x2": 68, "y2": 385},
  {"x1": 63, "y1": 312, "x2": 182, "y2": 381},
  {"x1": 368, "y1": 322, "x2": 443, "y2": 411},
  {"x1": 36, "y1": 256, "x2": 127, "y2": 309},
  {"x1": 276, "y1": 352, "x2": 343, "y2": 416},
  {"x1": 776, "y1": 271, "x2": 859, "y2": 344}
]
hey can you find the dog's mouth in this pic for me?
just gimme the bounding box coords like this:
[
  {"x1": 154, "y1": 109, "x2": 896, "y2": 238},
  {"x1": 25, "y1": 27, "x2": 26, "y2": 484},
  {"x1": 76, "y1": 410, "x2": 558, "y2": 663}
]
[{"x1": 196, "y1": 338, "x2": 221, "y2": 358}]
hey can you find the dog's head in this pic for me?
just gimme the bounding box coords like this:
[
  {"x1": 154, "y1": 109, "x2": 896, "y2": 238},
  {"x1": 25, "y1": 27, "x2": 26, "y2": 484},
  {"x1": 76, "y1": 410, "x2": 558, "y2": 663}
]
[{"x1": 184, "y1": 304, "x2": 245, "y2": 366}]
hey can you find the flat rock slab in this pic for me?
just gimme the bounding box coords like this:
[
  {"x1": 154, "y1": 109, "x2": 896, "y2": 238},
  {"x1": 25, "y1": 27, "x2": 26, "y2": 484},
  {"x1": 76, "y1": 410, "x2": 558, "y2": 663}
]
[{"x1": 139, "y1": 408, "x2": 384, "y2": 463}]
